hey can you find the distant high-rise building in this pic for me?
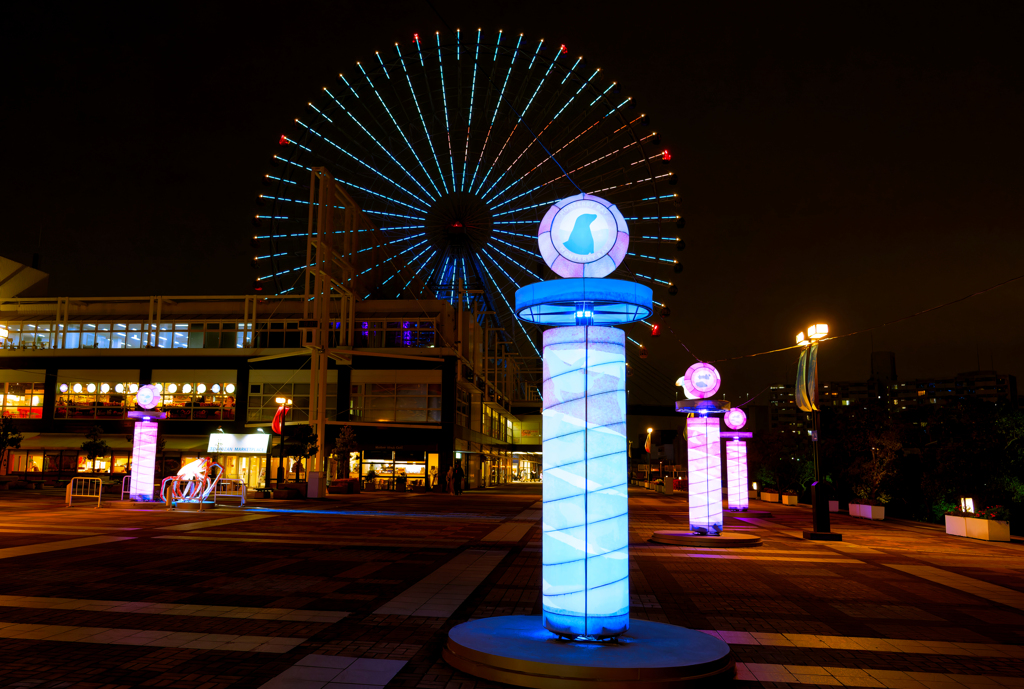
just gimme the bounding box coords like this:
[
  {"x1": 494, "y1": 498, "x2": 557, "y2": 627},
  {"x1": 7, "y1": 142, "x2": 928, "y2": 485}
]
[{"x1": 870, "y1": 351, "x2": 897, "y2": 383}]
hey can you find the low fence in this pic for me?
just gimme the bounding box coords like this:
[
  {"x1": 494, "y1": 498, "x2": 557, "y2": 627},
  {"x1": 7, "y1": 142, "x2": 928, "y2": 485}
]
[
  {"x1": 214, "y1": 479, "x2": 246, "y2": 506},
  {"x1": 66, "y1": 477, "x2": 103, "y2": 508}
]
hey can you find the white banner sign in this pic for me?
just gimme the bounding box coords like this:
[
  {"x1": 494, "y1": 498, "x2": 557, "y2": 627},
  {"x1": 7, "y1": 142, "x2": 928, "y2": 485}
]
[{"x1": 207, "y1": 433, "x2": 270, "y2": 454}]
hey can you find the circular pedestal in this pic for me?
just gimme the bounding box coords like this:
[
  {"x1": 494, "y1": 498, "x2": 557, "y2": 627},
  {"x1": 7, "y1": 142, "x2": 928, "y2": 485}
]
[
  {"x1": 444, "y1": 616, "x2": 733, "y2": 689},
  {"x1": 108, "y1": 500, "x2": 167, "y2": 510},
  {"x1": 728, "y1": 510, "x2": 773, "y2": 518},
  {"x1": 649, "y1": 531, "x2": 762, "y2": 548}
]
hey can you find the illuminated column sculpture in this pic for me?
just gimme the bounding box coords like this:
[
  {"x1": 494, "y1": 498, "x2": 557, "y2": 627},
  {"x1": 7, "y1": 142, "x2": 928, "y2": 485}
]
[
  {"x1": 723, "y1": 408, "x2": 752, "y2": 512},
  {"x1": 676, "y1": 363, "x2": 727, "y2": 535},
  {"x1": 515, "y1": 193, "x2": 651, "y2": 640},
  {"x1": 128, "y1": 384, "x2": 166, "y2": 502}
]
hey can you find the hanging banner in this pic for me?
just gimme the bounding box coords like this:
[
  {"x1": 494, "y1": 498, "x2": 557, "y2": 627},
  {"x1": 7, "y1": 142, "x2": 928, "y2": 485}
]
[
  {"x1": 806, "y1": 343, "x2": 819, "y2": 412},
  {"x1": 795, "y1": 348, "x2": 812, "y2": 412}
]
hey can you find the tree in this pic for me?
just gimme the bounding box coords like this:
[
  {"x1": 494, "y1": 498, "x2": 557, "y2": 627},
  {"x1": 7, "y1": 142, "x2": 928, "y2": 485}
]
[
  {"x1": 0, "y1": 416, "x2": 23, "y2": 473},
  {"x1": 81, "y1": 425, "x2": 111, "y2": 472},
  {"x1": 288, "y1": 425, "x2": 318, "y2": 480},
  {"x1": 750, "y1": 429, "x2": 807, "y2": 492},
  {"x1": 850, "y1": 419, "x2": 904, "y2": 506},
  {"x1": 330, "y1": 425, "x2": 357, "y2": 481}
]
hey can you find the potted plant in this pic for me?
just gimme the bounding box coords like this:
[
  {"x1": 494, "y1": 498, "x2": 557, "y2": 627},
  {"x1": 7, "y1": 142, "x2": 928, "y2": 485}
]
[
  {"x1": 946, "y1": 505, "x2": 1010, "y2": 542},
  {"x1": 653, "y1": 478, "x2": 664, "y2": 493},
  {"x1": 760, "y1": 487, "x2": 779, "y2": 503},
  {"x1": 849, "y1": 497, "x2": 887, "y2": 520},
  {"x1": 781, "y1": 489, "x2": 799, "y2": 506},
  {"x1": 849, "y1": 431, "x2": 900, "y2": 521}
]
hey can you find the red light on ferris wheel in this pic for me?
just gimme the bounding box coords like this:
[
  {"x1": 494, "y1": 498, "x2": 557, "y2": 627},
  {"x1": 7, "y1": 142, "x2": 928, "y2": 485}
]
[
  {"x1": 279, "y1": 134, "x2": 289, "y2": 145},
  {"x1": 651, "y1": 323, "x2": 660, "y2": 337},
  {"x1": 414, "y1": 33, "x2": 420, "y2": 41},
  {"x1": 559, "y1": 44, "x2": 568, "y2": 55},
  {"x1": 662, "y1": 149, "x2": 671, "y2": 162}
]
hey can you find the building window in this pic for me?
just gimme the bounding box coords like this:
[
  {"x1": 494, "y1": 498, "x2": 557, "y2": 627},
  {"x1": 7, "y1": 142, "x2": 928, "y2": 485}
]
[
  {"x1": 348, "y1": 383, "x2": 440, "y2": 423},
  {"x1": 55, "y1": 380, "x2": 138, "y2": 420},
  {"x1": 353, "y1": 320, "x2": 436, "y2": 348},
  {"x1": 152, "y1": 380, "x2": 238, "y2": 421},
  {"x1": 248, "y1": 382, "x2": 337, "y2": 423},
  {"x1": 1, "y1": 382, "x2": 45, "y2": 419}
]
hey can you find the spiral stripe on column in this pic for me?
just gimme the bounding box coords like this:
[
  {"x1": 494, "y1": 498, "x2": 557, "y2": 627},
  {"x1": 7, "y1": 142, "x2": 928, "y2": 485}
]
[{"x1": 727, "y1": 440, "x2": 749, "y2": 511}]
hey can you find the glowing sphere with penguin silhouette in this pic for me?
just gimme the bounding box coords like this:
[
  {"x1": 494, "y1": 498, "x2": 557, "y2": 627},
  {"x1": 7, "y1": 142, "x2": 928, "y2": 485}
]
[
  {"x1": 538, "y1": 193, "x2": 629, "y2": 278},
  {"x1": 724, "y1": 408, "x2": 747, "y2": 430},
  {"x1": 677, "y1": 362, "x2": 722, "y2": 400}
]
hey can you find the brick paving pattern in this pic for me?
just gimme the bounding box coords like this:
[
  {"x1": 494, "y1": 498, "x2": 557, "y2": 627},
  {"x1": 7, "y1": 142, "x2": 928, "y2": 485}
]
[{"x1": 0, "y1": 486, "x2": 1020, "y2": 688}]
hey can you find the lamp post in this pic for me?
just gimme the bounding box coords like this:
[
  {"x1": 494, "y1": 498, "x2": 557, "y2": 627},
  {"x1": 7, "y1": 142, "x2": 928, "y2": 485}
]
[
  {"x1": 272, "y1": 397, "x2": 293, "y2": 486},
  {"x1": 795, "y1": 323, "x2": 841, "y2": 541}
]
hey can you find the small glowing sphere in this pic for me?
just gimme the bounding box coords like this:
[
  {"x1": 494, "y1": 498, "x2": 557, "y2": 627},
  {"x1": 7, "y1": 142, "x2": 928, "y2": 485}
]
[
  {"x1": 167, "y1": 383, "x2": 177, "y2": 393},
  {"x1": 136, "y1": 384, "x2": 160, "y2": 410},
  {"x1": 115, "y1": 383, "x2": 125, "y2": 393},
  {"x1": 676, "y1": 362, "x2": 722, "y2": 400},
  {"x1": 183, "y1": 383, "x2": 192, "y2": 394},
  {"x1": 225, "y1": 383, "x2": 235, "y2": 394},
  {"x1": 100, "y1": 383, "x2": 110, "y2": 393},
  {"x1": 86, "y1": 383, "x2": 96, "y2": 393},
  {"x1": 129, "y1": 383, "x2": 139, "y2": 393},
  {"x1": 197, "y1": 383, "x2": 207, "y2": 393},
  {"x1": 59, "y1": 383, "x2": 69, "y2": 393},
  {"x1": 724, "y1": 408, "x2": 747, "y2": 430},
  {"x1": 212, "y1": 384, "x2": 221, "y2": 393}
]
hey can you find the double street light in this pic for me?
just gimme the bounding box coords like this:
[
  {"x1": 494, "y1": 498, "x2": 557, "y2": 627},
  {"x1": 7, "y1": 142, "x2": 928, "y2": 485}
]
[{"x1": 795, "y1": 322, "x2": 841, "y2": 541}]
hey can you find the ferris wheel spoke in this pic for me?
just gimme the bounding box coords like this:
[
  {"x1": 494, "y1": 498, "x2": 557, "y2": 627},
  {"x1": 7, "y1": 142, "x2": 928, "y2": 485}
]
[
  {"x1": 627, "y1": 252, "x2": 677, "y2": 266},
  {"x1": 395, "y1": 248, "x2": 438, "y2": 298},
  {"x1": 318, "y1": 90, "x2": 436, "y2": 208},
  {"x1": 475, "y1": 41, "x2": 561, "y2": 198},
  {"x1": 295, "y1": 120, "x2": 431, "y2": 207},
  {"x1": 357, "y1": 63, "x2": 442, "y2": 200},
  {"x1": 395, "y1": 43, "x2": 450, "y2": 196},
  {"x1": 468, "y1": 33, "x2": 522, "y2": 194},
  {"x1": 435, "y1": 32, "x2": 458, "y2": 191},
  {"x1": 477, "y1": 251, "x2": 540, "y2": 356},
  {"x1": 460, "y1": 28, "x2": 484, "y2": 192},
  {"x1": 356, "y1": 232, "x2": 426, "y2": 255}
]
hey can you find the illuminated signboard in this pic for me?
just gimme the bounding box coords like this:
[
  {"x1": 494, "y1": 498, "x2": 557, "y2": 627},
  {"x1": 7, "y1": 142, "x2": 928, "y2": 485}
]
[
  {"x1": 538, "y1": 194, "x2": 629, "y2": 278},
  {"x1": 136, "y1": 384, "x2": 160, "y2": 410},
  {"x1": 724, "y1": 408, "x2": 747, "y2": 430},
  {"x1": 207, "y1": 433, "x2": 271, "y2": 454}
]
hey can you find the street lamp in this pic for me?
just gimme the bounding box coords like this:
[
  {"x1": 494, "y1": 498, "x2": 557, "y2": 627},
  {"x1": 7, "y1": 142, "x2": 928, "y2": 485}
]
[
  {"x1": 795, "y1": 322, "x2": 841, "y2": 541},
  {"x1": 272, "y1": 397, "x2": 293, "y2": 485}
]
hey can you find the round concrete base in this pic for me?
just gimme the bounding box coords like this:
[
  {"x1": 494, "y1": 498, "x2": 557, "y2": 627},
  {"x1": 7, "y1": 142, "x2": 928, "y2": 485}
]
[
  {"x1": 444, "y1": 615, "x2": 733, "y2": 689},
  {"x1": 728, "y1": 510, "x2": 773, "y2": 518},
  {"x1": 649, "y1": 531, "x2": 762, "y2": 547},
  {"x1": 108, "y1": 500, "x2": 167, "y2": 510}
]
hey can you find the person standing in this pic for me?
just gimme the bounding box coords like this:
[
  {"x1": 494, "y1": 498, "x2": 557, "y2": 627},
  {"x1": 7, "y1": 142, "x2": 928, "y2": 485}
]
[
  {"x1": 453, "y1": 460, "x2": 465, "y2": 496},
  {"x1": 446, "y1": 464, "x2": 454, "y2": 495}
]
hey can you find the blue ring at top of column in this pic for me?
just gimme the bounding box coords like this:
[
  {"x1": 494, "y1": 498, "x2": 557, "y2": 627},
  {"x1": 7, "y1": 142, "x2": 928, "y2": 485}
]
[{"x1": 514, "y1": 279, "x2": 652, "y2": 327}]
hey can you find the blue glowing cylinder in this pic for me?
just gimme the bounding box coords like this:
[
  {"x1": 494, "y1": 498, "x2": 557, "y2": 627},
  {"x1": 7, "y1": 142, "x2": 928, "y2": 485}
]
[{"x1": 541, "y1": 325, "x2": 629, "y2": 638}]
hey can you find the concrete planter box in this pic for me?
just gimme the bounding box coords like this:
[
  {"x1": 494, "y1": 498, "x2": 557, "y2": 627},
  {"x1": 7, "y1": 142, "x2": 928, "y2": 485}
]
[
  {"x1": 760, "y1": 492, "x2": 779, "y2": 503},
  {"x1": 850, "y1": 503, "x2": 885, "y2": 520},
  {"x1": 781, "y1": 494, "x2": 798, "y2": 505},
  {"x1": 662, "y1": 482, "x2": 673, "y2": 495},
  {"x1": 654, "y1": 485, "x2": 664, "y2": 493},
  {"x1": 748, "y1": 489, "x2": 759, "y2": 499},
  {"x1": 829, "y1": 500, "x2": 839, "y2": 512},
  {"x1": 946, "y1": 515, "x2": 1010, "y2": 541}
]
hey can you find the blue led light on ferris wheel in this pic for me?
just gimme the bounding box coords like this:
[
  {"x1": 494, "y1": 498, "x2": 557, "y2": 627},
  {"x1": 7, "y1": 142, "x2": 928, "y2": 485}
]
[
  {"x1": 461, "y1": 29, "x2": 482, "y2": 192},
  {"x1": 527, "y1": 39, "x2": 543, "y2": 70},
  {"x1": 295, "y1": 120, "x2": 431, "y2": 206},
  {"x1": 560, "y1": 57, "x2": 582, "y2": 85},
  {"x1": 274, "y1": 155, "x2": 312, "y2": 171},
  {"x1": 337, "y1": 72, "x2": 358, "y2": 98},
  {"x1": 469, "y1": 33, "x2": 522, "y2": 194},
  {"x1": 357, "y1": 63, "x2": 441, "y2": 199},
  {"x1": 375, "y1": 51, "x2": 390, "y2": 79},
  {"x1": 396, "y1": 249, "x2": 437, "y2": 297},
  {"x1": 414, "y1": 33, "x2": 425, "y2": 67},
  {"x1": 589, "y1": 82, "x2": 616, "y2": 107},
  {"x1": 478, "y1": 255, "x2": 540, "y2": 356},
  {"x1": 395, "y1": 42, "x2": 450, "y2": 195}
]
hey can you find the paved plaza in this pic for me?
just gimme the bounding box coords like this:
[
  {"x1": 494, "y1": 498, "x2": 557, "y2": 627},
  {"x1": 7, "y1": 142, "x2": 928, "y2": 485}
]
[{"x1": 0, "y1": 487, "x2": 1021, "y2": 688}]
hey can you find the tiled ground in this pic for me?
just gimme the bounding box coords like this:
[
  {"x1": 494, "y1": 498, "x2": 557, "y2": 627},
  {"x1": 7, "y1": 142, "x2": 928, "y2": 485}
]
[{"x1": 0, "y1": 486, "x2": 1021, "y2": 688}]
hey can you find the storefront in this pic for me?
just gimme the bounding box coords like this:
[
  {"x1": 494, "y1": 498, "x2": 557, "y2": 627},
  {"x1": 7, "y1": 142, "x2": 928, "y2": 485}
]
[
  {"x1": 355, "y1": 446, "x2": 438, "y2": 491},
  {"x1": 512, "y1": 453, "x2": 542, "y2": 482}
]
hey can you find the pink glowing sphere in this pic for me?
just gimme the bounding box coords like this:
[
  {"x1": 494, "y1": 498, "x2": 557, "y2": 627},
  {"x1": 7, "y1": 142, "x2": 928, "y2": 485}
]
[
  {"x1": 677, "y1": 362, "x2": 721, "y2": 400},
  {"x1": 136, "y1": 384, "x2": 160, "y2": 410},
  {"x1": 724, "y1": 408, "x2": 747, "y2": 430}
]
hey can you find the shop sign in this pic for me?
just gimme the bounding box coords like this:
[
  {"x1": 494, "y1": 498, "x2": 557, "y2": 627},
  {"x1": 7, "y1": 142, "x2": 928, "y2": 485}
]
[{"x1": 207, "y1": 433, "x2": 270, "y2": 454}]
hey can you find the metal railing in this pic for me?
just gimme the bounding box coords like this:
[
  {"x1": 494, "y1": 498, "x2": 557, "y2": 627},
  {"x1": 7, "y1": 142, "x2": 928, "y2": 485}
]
[
  {"x1": 214, "y1": 478, "x2": 246, "y2": 506},
  {"x1": 66, "y1": 477, "x2": 103, "y2": 508},
  {"x1": 121, "y1": 474, "x2": 131, "y2": 500}
]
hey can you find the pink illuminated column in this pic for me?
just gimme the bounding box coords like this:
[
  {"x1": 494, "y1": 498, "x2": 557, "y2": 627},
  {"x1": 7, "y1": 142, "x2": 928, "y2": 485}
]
[
  {"x1": 722, "y1": 408, "x2": 751, "y2": 513},
  {"x1": 686, "y1": 414, "x2": 722, "y2": 534},
  {"x1": 129, "y1": 419, "x2": 159, "y2": 501},
  {"x1": 726, "y1": 441, "x2": 748, "y2": 511},
  {"x1": 128, "y1": 384, "x2": 166, "y2": 502}
]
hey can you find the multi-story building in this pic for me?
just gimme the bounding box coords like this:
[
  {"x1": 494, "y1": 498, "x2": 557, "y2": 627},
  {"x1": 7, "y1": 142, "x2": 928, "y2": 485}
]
[
  {"x1": 0, "y1": 290, "x2": 539, "y2": 492},
  {"x1": 769, "y1": 352, "x2": 1017, "y2": 433}
]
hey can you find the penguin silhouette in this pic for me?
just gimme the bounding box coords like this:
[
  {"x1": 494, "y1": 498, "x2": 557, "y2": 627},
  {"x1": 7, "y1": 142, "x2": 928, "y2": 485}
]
[{"x1": 563, "y1": 213, "x2": 596, "y2": 255}]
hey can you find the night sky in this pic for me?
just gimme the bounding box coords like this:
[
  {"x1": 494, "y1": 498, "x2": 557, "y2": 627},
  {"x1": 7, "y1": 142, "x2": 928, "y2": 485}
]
[{"x1": 4, "y1": 1, "x2": 1022, "y2": 404}]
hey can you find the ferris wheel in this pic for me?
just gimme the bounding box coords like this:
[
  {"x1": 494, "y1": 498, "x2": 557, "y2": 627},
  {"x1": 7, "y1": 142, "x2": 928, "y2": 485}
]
[{"x1": 253, "y1": 29, "x2": 683, "y2": 360}]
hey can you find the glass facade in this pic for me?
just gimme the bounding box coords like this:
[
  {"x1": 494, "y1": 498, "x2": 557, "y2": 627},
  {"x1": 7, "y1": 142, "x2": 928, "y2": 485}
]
[
  {"x1": 0, "y1": 321, "x2": 256, "y2": 350},
  {"x1": 353, "y1": 320, "x2": 436, "y2": 348},
  {"x1": 248, "y1": 382, "x2": 337, "y2": 423}
]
